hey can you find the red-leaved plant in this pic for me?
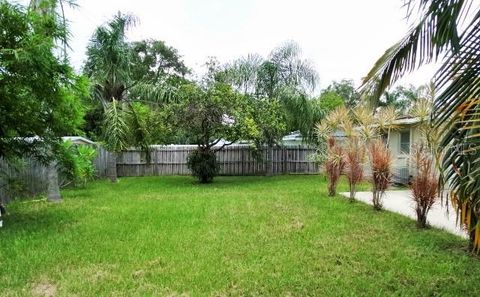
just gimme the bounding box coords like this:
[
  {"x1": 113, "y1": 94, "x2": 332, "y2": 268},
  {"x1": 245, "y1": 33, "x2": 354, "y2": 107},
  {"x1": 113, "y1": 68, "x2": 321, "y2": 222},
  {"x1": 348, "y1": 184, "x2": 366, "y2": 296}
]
[
  {"x1": 410, "y1": 145, "x2": 438, "y2": 228},
  {"x1": 369, "y1": 140, "x2": 392, "y2": 210},
  {"x1": 344, "y1": 138, "x2": 365, "y2": 201},
  {"x1": 325, "y1": 137, "x2": 345, "y2": 197}
]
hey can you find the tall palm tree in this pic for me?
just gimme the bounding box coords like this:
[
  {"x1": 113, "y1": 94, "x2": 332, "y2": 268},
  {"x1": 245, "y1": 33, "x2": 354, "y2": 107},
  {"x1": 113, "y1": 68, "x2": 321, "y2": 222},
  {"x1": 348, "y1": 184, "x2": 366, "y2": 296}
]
[
  {"x1": 84, "y1": 13, "x2": 174, "y2": 182},
  {"x1": 361, "y1": 0, "x2": 480, "y2": 251},
  {"x1": 225, "y1": 41, "x2": 321, "y2": 174},
  {"x1": 226, "y1": 41, "x2": 321, "y2": 143}
]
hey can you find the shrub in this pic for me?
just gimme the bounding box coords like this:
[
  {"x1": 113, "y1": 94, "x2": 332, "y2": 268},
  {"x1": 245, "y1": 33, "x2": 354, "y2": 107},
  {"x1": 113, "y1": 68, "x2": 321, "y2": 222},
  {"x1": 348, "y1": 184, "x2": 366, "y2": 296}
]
[
  {"x1": 410, "y1": 145, "x2": 438, "y2": 228},
  {"x1": 325, "y1": 138, "x2": 345, "y2": 197},
  {"x1": 58, "y1": 141, "x2": 97, "y2": 187},
  {"x1": 369, "y1": 140, "x2": 392, "y2": 210},
  {"x1": 344, "y1": 138, "x2": 365, "y2": 201},
  {"x1": 187, "y1": 148, "x2": 219, "y2": 183}
]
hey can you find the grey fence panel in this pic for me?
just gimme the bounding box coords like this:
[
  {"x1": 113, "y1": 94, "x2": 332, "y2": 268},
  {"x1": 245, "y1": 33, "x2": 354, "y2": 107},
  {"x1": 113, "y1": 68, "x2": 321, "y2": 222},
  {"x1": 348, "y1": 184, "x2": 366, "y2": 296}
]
[
  {"x1": 0, "y1": 158, "x2": 48, "y2": 203},
  {"x1": 115, "y1": 145, "x2": 319, "y2": 177},
  {"x1": 0, "y1": 144, "x2": 320, "y2": 202}
]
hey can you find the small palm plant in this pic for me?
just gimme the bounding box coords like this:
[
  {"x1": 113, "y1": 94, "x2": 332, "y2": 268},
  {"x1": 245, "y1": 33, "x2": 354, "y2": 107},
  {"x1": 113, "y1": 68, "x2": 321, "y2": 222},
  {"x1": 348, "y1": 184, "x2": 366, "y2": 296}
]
[
  {"x1": 410, "y1": 145, "x2": 438, "y2": 228},
  {"x1": 376, "y1": 106, "x2": 398, "y2": 146},
  {"x1": 369, "y1": 140, "x2": 392, "y2": 210},
  {"x1": 344, "y1": 137, "x2": 365, "y2": 201},
  {"x1": 325, "y1": 137, "x2": 345, "y2": 197}
]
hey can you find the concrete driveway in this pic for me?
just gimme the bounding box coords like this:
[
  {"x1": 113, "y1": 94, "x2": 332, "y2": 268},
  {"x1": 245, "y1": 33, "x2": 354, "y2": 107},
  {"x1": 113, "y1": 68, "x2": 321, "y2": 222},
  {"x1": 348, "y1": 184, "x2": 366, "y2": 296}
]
[{"x1": 340, "y1": 190, "x2": 467, "y2": 238}]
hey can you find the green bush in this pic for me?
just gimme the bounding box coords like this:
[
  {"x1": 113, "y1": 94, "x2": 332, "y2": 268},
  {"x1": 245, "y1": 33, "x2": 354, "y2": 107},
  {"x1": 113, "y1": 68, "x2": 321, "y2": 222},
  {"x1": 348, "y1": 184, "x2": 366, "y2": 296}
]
[
  {"x1": 58, "y1": 141, "x2": 97, "y2": 187},
  {"x1": 187, "y1": 149, "x2": 219, "y2": 183}
]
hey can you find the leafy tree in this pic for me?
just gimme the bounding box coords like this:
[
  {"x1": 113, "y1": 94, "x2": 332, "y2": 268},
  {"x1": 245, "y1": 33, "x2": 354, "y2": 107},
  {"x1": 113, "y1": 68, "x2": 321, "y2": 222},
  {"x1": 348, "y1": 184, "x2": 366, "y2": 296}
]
[
  {"x1": 130, "y1": 39, "x2": 189, "y2": 84},
  {"x1": 322, "y1": 79, "x2": 360, "y2": 108},
  {"x1": 174, "y1": 82, "x2": 259, "y2": 183},
  {"x1": 361, "y1": 0, "x2": 480, "y2": 251},
  {"x1": 378, "y1": 84, "x2": 421, "y2": 114},
  {"x1": 250, "y1": 99, "x2": 287, "y2": 147},
  {"x1": 318, "y1": 91, "x2": 344, "y2": 112},
  {"x1": 0, "y1": 1, "x2": 86, "y2": 205}
]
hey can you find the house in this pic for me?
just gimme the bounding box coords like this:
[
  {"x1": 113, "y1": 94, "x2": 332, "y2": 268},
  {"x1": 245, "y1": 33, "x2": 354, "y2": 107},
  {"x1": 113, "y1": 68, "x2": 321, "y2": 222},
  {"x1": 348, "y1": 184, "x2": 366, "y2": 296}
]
[
  {"x1": 385, "y1": 116, "x2": 424, "y2": 184},
  {"x1": 282, "y1": 131, "x2": 303, "y2": 146},
  {"x1": 62, "y1": 136, "x2": 97, "y2": 146}
]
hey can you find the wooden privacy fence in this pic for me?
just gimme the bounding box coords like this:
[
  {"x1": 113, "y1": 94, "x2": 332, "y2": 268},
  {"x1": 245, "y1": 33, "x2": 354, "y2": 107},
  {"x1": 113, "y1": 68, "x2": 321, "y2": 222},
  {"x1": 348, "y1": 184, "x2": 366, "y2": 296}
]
[
  {"x1": 0, "y1": 158, "x2": 49, "y2": 201},
  {"x1": 0, "y1": 144, "x2": 319, "y2": 202},
  {"x1": 113, "y1": 145, "x2": 320, "y2": 177}
]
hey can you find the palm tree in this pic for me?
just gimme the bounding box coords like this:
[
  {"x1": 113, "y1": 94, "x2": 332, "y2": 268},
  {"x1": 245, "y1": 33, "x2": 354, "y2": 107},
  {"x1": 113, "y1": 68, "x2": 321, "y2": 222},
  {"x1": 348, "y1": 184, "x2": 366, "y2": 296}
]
[
  {"x1": 361, "y1": 0, "x2": 480, "y2": 251},
  {"x1": 84, "y1": 13, "x2": 174, "y2": 182},
  {"x1": 225, "y1": 41, "x2": 320, "y2": 174}
]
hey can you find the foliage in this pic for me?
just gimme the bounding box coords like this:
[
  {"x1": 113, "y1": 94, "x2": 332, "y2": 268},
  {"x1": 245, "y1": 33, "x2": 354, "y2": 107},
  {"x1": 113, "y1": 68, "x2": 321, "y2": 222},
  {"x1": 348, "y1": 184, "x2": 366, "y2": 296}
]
[
  {"x1": 316, "y1": 105, "x2": 370, "y2": 200},
  {"x1": 225, "y1": 41, "x2": 321, "y2": 143},
  {"x1": 344, "y1": 138, "x2": 365, "y2": 201},
  {"x1": 174, "y1": 81, "x2": 259, "y2": 182},
  {"x1": 318, "y1": 91, "x2": 344, "y2": 112},
  {"x1": 325, "y1": 138, "x2": 345, "y2": 197},
  {"x1": 322, "y1": 79, "x2": 360, "y2": 108},
  {"x1": 369, "y1": 140, "x2": 392, "y2": 210},
  {"x1": 186, "y1": 148, "x2": 219, "y2": 183},
  {"x1": 281, "y1": 91, "x2": 324, "y2": 143},
  {"x1": 83, "y1": 13, "x2": 136, "y2": 105},
  {"x1": 58, "y1": 141, "x2": 97, "y2": 187},
  {"x1": 83, "y1": 13, "x2": 180, "y2": 151},
  {"x1": 361, "y1": 0, "x2": 480, "y2": 251},
  {"x1": 375, "y1": 106, "x2": 398, "y2": 146},
  {"x1": 174, "y1": 83, "x2": 258, "y2": 150},
  {"x1": 130, "y1": 39, "x2": 189, "y2": 84},
  {"x1": 410, "y1": 145, "x2": 438, "y2": 228},
  {"x1": 250, "y1": 98, "x2": 287, "y2": 147},
  {"x1": 0, "y1": 1, "x2": 86, "y2": 163},
  {"x1": 378, "y1": 85, "x2": 422, "y2": 114}
]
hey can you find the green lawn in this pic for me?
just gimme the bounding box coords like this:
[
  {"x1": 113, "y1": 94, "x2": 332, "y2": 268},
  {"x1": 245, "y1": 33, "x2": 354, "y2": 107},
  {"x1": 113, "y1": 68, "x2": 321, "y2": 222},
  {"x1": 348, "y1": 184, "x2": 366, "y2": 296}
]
[{"x1": 1, "y1": 176, "x2": 479, "y2": 296}]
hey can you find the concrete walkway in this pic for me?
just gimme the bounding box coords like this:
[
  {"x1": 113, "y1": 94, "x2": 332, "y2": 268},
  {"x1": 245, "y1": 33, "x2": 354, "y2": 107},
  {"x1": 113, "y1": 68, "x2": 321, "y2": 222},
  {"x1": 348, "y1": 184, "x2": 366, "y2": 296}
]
[{"x1": 340, "y1": 190, "x2": 467, "y2": 238}]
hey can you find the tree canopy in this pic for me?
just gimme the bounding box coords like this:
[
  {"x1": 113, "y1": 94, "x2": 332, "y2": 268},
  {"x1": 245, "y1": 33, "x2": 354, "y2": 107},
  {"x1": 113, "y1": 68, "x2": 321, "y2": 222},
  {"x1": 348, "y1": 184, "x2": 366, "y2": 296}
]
[{"x1": 0, "y1": 1, "x2": 86, "y2": 163}]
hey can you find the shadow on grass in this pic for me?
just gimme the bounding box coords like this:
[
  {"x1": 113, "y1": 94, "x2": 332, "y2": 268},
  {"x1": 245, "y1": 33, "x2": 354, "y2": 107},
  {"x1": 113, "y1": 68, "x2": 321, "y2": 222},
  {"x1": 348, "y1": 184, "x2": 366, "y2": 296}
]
[
  {"x1": 0, "y1": 202, "x2": 77, "y2": 236},
  {"x1": 117, "y1": 174, "x2": 313, "y2": 189}
]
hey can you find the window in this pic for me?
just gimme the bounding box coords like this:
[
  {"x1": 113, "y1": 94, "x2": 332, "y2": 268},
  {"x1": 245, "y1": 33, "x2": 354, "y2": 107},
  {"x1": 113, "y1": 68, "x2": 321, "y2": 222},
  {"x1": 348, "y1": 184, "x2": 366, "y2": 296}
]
[{"x1": 400, "y1": 130, "x2": 410, "y2": 154}]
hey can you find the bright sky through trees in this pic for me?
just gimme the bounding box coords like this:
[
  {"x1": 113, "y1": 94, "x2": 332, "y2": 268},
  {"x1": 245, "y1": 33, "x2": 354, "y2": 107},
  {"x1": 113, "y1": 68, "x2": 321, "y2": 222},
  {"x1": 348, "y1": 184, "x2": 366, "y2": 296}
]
[{"x1": 27, "y1": 0, "x2": 438, "y2": 89}]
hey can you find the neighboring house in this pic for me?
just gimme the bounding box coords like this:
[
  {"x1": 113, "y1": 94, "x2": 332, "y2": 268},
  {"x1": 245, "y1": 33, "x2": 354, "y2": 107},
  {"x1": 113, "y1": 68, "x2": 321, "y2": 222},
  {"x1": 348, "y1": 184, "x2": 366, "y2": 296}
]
[
  {"x1": 385, "y1": 116, "x2": 423, "y2": 184},
  {"x1": 282, "y1": 131, "x2": 304, "y2": 146},
  {"x1": 62, "y1": 136, "x2": 97, "y2": 146}
]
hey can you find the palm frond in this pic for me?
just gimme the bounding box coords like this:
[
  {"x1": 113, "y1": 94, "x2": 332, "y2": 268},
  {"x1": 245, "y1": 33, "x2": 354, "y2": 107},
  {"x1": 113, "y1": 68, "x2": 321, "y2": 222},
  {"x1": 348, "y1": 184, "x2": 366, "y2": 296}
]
[
  {"x1": 361, "y1": 0, "x2": 470, "y2": 101},
  {"x1": 102, "y1": 99, "x2": 129, "y2": 152},
  {"x1": 129, "y1": 81, "x2": 178, "y2": 105}
]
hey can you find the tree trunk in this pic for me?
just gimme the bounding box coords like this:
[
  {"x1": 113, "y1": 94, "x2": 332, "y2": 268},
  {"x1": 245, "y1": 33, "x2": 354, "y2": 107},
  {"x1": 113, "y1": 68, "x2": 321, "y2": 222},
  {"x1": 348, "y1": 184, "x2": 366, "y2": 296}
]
[
  {"x1": 349, "y1": 183, "x2": 356, "y2": 201},
  {"x1": 107, "y1": 152, "x2": 118, "y2": 183},
  {"x1": 469, "y1": 213, "x2": 478, "y2": 251},
  {"x1": 47, "y1": 162, "x2": 61, "y2": 202}
]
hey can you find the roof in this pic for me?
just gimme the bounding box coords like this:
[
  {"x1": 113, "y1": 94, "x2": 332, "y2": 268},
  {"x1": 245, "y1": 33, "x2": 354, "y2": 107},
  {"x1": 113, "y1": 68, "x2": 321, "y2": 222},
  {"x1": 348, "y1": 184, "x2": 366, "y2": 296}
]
[
  {"x1": 391, "y1": 116, "x2": 422, "y2": 125},
  {"x1": 62, "y1": 136, "x2": 96, "y2": 146},
  {"x1": 282, "y1": 131, "x2": 302, "y2": 141}
]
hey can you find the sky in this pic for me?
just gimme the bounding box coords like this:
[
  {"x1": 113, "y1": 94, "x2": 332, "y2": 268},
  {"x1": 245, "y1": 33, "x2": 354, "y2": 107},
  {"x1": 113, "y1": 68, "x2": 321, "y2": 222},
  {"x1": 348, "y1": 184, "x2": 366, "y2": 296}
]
[{"x1": 56, "y1": 0, "x2": 438, "y2": 91}]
